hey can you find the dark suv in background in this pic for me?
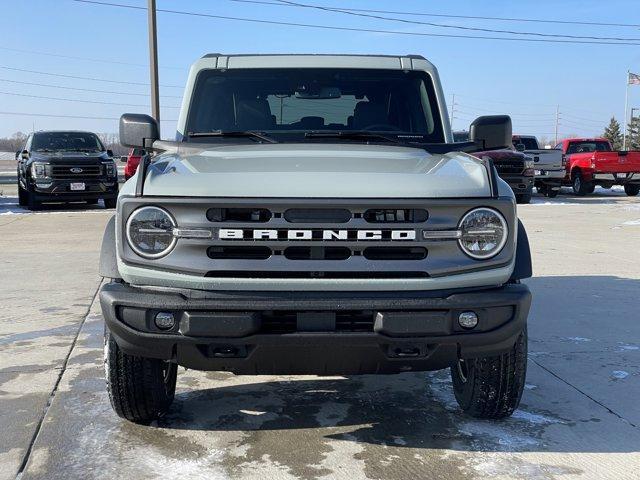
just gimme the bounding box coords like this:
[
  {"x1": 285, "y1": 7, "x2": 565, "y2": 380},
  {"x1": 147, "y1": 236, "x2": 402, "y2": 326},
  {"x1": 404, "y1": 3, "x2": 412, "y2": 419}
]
[
  {"x1": 454, "y1": 131, "x2": 534, "y2": 204},
  {"x1": 16, "y1": 131, "x2": 118, "y2": 210}
]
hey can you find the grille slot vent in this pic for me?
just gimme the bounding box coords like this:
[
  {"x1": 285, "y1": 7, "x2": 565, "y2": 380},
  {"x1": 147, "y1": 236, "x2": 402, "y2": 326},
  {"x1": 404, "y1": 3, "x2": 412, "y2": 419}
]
[
  {"x1": 363, "y1": 209, "x2": 428, "y2": 223},
  {"x1": 260, "y1": 311, "x2": 375, "y2": 333},
  {"x1": 207, "y1": 208, "x2": 272, "y2": 222},
  {"x1": 284, "y1": 208, "x2": 351, "y2": 223},
  {"x1": 284, "y1": 247, "x2": 351, "y2": 260},
  {"x1": 363, "y1": 247, "x2": 427, "y2": 260},
  {"x1": 207, "y1": 246, "x2": 272, "y2": 260}
]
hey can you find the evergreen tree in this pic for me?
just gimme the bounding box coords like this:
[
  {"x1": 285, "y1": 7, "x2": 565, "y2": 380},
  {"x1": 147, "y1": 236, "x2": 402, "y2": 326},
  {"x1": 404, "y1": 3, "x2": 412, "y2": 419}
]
[
  {"x1": 627, "y1": 116, "x2": 640, "y2": 151},
  {"x1": 603, "y1": 117, "x2": 623, "y2": 150}
]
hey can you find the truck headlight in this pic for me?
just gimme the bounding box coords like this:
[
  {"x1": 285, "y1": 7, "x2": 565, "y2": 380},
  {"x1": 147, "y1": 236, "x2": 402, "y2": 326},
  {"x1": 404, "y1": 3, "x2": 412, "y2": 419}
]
[
  {"x1": 126, "y1": 206, "x2": 177, "y2": 258},
  {"x1": 458, "y1": 208, "x2": 508, "y2": 259},
  {"x1": 103, "y1": 161, "x2": 117, "y2": 177},
  {"x1": 31, "y1": 162, "x2": 48, "y2": 178}
]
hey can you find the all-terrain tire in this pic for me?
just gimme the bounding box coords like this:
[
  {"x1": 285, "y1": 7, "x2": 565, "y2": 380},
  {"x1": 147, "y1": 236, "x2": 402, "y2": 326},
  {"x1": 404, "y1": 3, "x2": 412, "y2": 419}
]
[
  {"x1": 546, "y1": 188, "x2": 559, "y2": 198},
  {"x1": 104, "y1": 327, "x2": 177, "y2": 423},
  {"x1": 572, "y1": 172, "x2": 592, "y2": 196},
  {"x1": 26, "y1": 189, "x2": 40, "y2": 211},
  {"x1": 451, "y1": 328, "x2": 527, "y2": 419},
  {"x1": 624, "y1": 184, "x2": 640, "y2": 196},
  {"x1": 516, "y1": 193, "x2": 531, "y2": 204},
  {"x1": 104, "y1": 198, "x2": 117, "y2": 209},
  {"x1": 18, "y1": 183, "x2": 27, "y2": 206}
]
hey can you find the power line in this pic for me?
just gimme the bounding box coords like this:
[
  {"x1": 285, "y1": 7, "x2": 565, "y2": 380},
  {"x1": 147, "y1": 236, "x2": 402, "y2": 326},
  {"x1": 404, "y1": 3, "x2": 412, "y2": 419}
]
[
  {"x1": 70, "y1": 0, "x2": 640, "y2": 46},
  {"x1": 0, "y1": 78, "x2": 183, "y2": 98},
  {"x1": 0, "y1": 46, "x2": 183, "y2": 70},
  {"x1": 0, "y1": 91, "x2": 180, "y2": 108},
  {"x1": 0, "y1": 66, "x2": 183, "y2": 88},
  {"x1": 0, "y1": 111, "x2": 177, "y2": 121},
  {"x1": 229, "y1": 0, "x2": 640, "y2": 28},
  {"x1": 273, "y1": 0, "x2": 640, "y2": 43}
]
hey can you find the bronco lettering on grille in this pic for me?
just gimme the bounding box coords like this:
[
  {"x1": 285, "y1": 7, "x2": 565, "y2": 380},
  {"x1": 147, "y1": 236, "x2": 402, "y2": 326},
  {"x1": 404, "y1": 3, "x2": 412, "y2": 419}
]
[{"x1": 218, "y1": 229, "x2": 416, "y2": 241}]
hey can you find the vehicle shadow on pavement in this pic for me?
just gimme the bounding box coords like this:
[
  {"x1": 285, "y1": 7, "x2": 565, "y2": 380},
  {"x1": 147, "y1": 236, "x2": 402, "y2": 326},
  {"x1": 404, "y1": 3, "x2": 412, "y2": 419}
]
[
  {"x1": 0, "y1": 195, "x2": 109, "y2": 214},
  {"x1": 531, "y1": 187, "x2": 640, "y2": 205},
  {"x1": 144, "y1": 276, "x2": 640, "y2": 457}
]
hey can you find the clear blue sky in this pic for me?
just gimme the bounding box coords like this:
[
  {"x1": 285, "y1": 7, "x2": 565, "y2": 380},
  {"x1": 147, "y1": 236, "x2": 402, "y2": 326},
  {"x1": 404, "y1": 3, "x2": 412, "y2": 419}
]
[{"x1": 1, "y1": 0, "x2": 639, "y2": 143}]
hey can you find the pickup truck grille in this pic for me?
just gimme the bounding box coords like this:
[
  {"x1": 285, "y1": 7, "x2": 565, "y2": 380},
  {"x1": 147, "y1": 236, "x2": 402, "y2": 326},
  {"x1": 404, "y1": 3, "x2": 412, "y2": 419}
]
[
  {"x1": 493, "y1": 160, "x2": 524, "y2": 175},
  {"x1": 50, "y1": 165, "x2": 102, "y2": 178}
]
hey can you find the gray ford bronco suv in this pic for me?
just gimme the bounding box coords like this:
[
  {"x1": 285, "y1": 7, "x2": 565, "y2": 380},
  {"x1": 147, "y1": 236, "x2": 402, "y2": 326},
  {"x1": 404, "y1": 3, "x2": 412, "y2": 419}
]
[{"x1": 99, "y1": 54, "x2": 532, "y2": 423}]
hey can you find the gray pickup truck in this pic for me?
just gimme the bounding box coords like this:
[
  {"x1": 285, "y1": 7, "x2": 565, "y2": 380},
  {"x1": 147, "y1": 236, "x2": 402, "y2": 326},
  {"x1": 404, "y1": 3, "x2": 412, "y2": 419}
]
[
  {"x1": 513, "y1": 135, "x2": 565, "y2": 198},
  {"x1": 99, "y1": 54, "x2": 532, "y2": 423}
]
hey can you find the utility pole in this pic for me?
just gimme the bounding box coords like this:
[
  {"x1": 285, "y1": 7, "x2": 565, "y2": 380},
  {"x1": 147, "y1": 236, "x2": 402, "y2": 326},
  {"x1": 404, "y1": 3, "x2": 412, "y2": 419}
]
[
  {"x1": 148, "y1": 0, "x2": 160, "y2": 133},
  {"x1": 554, "y1": 105, "x2": 560, "y2": 145},
  {"x1": 450, "y1": 93, "x2": 456, "y2": 130}
]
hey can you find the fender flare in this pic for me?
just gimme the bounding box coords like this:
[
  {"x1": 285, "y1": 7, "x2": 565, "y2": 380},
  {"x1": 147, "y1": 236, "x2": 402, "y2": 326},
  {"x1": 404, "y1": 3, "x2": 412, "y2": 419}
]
[
  {"x1": 510, "y1": 219, "x2": 532, "y2": 281},
  {"x1": 99, "y1": 215, "x2": 121, "y2": 280}
]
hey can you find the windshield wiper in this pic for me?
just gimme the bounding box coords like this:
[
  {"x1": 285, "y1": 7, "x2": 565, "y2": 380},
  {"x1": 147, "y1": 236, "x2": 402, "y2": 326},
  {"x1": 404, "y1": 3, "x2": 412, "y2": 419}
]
[
  {"x1": 304, "y1": 131, "x2": 410, "y2": 145},
  {"x1": 188, "y1": 130, "x2": 277, "y2": 144}
]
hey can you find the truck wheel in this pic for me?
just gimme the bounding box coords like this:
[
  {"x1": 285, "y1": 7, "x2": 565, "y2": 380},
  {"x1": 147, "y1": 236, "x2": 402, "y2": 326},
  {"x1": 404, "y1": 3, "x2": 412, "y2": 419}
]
[
  {"x1": 536, "y1": 185, "x2": 547, "y2": 195},
  {"x1": 26, "y1": 190, "x2": 41, "y2": 211},
  {"x1": 18, "y1": 183, "x2": 28, "y2": 206},
  {"x1": 624, "y1": 184, "x2": 640, "y2": 196},
  {"x1": 451, "y1": 328, "x2": 527, "y2": 419},
  {"x1": 572, "y1": 173, "x2": 592, "y2": 196},
  {"x1": 516, "y1": 194, "x2": 531, "y2": 204},
  {"x1": 104, "y1": 327, "x2": 177, "y2": 424},
  {"x1": 546, "y1": 188, "x2": 559, "y2": 198},
  {"x1": 104, "y1": 198, "x2": 117, "y2": 209}
]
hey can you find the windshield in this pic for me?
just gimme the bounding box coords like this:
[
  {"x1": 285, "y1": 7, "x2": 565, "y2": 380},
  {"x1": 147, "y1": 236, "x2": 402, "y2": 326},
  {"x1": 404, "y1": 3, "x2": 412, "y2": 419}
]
[
  {"x1": 566, "y1": 141, "x2": 612, "y2": 154},
  {"x1": 185, "y1": 68, "x2": 445, "y2": 143},
  {"x1": 513, "y1": 137, "x2": 538, "y2": 150},
  {"x1": 32, "y1": 132, "x2": 104, "y2": 153}
]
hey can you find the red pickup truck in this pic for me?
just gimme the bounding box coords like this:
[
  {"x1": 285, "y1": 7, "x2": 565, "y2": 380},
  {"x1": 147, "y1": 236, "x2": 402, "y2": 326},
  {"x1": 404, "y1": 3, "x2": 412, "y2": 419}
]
[{"x1": 557, "y1": 138, "x2": 640, "y2": 196}]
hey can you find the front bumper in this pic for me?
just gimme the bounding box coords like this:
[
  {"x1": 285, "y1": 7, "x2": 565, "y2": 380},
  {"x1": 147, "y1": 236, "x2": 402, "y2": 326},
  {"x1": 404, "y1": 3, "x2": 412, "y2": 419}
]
[
  {"x1": 100, "y1": 281, "x2": 531, "y2": 375},
  {"x1": 33, "y1": 179, "x2": 118, "y2": 200},
  {"x1": 500, "y1": 174, "x2": 534, "y2": 194}
]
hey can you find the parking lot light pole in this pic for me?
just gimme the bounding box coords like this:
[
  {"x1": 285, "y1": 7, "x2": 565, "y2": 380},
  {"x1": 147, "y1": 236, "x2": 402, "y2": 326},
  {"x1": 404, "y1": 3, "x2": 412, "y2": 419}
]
[{"x1": 148, "y1": 0, "x2": 160, "y2": 133}]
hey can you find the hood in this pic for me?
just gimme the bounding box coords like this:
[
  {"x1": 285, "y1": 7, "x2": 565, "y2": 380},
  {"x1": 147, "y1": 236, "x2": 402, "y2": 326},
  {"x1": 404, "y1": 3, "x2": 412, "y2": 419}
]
[
  {"x1": 30, "y1": 151, "x2": 111, "y2": 164},
  {"x1": 138, "y1": 144, "x2": 491, "y2": 198}
]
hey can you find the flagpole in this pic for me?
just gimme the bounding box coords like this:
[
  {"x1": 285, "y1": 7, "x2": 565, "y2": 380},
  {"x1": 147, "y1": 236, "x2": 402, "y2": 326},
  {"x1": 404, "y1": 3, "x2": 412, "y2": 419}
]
[{"x1": 623, "y1": 70, "x2": 629, "y2": 150}]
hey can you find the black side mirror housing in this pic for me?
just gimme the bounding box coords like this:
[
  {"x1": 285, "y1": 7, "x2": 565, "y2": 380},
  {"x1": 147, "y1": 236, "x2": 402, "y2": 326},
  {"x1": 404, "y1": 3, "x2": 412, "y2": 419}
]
[
  {"x1": 470, "y1": 115, "x2": 512, "y2": 151},
  {"x1": 514, "y1": 143, "x2": 526, "y2": 152},
  {"x1": 119, "y1": 113, "x2": 159, "y2": 149},
  {"x1": 106, "y1": 149, "x2": 114, "y2": 157}
]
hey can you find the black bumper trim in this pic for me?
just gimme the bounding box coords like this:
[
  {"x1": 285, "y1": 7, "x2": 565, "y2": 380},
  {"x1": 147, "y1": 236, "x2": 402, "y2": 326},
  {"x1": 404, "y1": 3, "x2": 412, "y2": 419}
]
[{"x1": 100, "y1": 282, "x2": 531, "y2": 375}]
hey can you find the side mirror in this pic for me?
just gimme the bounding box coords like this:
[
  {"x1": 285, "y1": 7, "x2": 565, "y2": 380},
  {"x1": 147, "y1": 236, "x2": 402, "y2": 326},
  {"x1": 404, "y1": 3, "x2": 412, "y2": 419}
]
[
  {"x1": 470, "y1": 115, "x2": 512, "y2": 151},
  {"x1": 106, "y1": 149, "x2": 114, "y2": 157},
  {"x1": 119, "y1": 113, "x2": 159, "y2": 149},
  {"x1": 21, "y1": 149, "x2": 29, "y2": 160},
  {"x1": 515, "y1": 143, "x2": 526, "y2": 152}
]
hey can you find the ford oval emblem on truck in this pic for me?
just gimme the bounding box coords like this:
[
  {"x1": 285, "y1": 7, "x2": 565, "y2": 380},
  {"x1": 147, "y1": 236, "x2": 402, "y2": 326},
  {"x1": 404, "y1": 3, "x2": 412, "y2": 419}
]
[{"x1": 71, "y1": 167, "x2": 83, "y2": 173}]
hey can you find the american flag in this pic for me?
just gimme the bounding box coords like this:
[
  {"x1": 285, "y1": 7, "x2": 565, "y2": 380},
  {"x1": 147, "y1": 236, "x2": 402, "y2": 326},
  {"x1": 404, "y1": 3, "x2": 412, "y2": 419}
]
[{"x1": 629, "y1": 72, "x2": 640, "y2": 85}]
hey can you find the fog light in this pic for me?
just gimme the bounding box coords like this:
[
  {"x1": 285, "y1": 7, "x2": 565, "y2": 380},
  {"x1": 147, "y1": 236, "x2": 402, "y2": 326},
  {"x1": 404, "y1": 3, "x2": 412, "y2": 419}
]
[
  {"x1": 458, "y1": 311, "x2": 478, "y2": 329},
  {"x1": 155, "y1": 312, "x2": 175, "y2": 330}
]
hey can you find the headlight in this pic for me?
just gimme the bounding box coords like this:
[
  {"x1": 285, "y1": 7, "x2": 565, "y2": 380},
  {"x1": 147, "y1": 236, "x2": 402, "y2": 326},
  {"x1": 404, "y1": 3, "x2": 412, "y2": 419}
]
[
  {"x1": 126, "y1": 206, "x2": 177, "y2": 258},
  {"x1": 103, "y1": 161, "x2": 117, "y2": 177},
  {"x1": 31, "y1": 162, "x2": 48, "y2": 178},
  {"x1": 458, "y1": 208, "x2": 508, "y2": 259}
]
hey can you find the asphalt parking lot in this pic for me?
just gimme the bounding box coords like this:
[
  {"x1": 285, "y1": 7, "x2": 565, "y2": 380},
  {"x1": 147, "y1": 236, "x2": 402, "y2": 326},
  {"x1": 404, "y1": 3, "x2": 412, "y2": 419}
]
[{"x1": 1, "y1": 185, "x2": 639, "y2": 480}]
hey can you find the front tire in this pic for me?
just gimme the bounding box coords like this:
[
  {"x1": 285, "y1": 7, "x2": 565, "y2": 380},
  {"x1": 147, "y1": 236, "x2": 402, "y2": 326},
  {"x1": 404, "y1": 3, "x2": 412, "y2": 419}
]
[
  {"x1": 104, "y1": 198, "x2": 117, "y2": 209},
  {"x1": 451, "y1": 328, "x2": 527, "y2": 419},
  {"x1": 516, "y1": 193, "x2": 531, "y2": 204},
  {"x1": 104, "y1": 327, "x2": 177, "y2": 424},
  {"x1": 547, "y1": 188, "x2": 559, "y2": 198},
  {"x1": 18, "y1": 182, "x2": 28, "y2": 206},
  {"x1": 624, "y1": 184, "x2": 640, "y2": 196}
]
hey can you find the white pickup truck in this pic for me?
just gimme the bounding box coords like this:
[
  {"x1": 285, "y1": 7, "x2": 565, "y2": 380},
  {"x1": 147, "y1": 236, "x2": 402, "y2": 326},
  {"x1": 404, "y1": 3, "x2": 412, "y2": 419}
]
[{"x1": 512, "y1": 135, "x2": 564, "y2": 198}]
